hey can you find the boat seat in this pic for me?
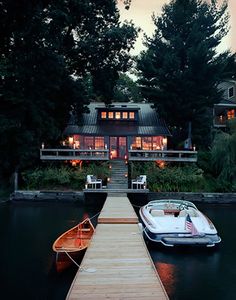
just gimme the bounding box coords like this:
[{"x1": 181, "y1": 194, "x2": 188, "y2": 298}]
[
  {"x1": 179, "y1": 210, "x2": 188, "y2": 217},
  {"x1": 186, "y1": 209, "x2": 198, "y2": 217},
  {"x1": 151, "y1": 209, "x2": 165, "y2": 217}
]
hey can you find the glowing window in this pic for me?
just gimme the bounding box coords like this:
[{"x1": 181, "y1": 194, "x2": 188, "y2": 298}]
[
  {"x1": 122, "y1": 112, "x2": 128, "y2": 119},
  {"x1": 115, "y1": 112, "x2": 121, "y2": 119},
  {"x1": 101, "y1": 111, "x2": 107, "y2": 119},
  {"x1": 227, "y1": 109, "x2": 235, "y2": 120},
  {"x1": 108, "y1": 111, "x2": 114, "y2": 119},
  {"x1": 95, "y1": 137, "x2": 104, "y2": 149},
  {"x1": 129, "y1": 112, "x2": 135, "y2": 119}
]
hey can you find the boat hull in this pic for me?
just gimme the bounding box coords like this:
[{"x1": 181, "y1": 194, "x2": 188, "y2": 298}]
[
  {"x1": 144, "y1": 228, "x2": 221, "y2": 247},
  {"x1": 55, "y1": 249, "x2": 85, "y2": 273},
  {"x1": 140, "y1": 199, "x2": 221, "y2": 248},
  {"x1": 52, "y1": 218, "x2": 94, "y2": 272}
]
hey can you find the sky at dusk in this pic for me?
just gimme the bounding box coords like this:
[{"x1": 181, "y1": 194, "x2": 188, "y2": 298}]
[{"x1": 119, "y1": 0, "x2": 236, "y2": 55}]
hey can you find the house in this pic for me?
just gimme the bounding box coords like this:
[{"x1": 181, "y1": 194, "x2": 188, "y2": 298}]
[
  {"x1": 213, "y1": 80, "x2": 236, "y2": 128},
  {"x1": 40, "y1": 102, "x2": 197, "y2": 163}
]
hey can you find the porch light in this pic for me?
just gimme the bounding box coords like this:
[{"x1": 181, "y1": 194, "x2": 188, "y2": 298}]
[
  {"x1": 163, "y1": 137, "x2": 167, "y2": 146},
  {"x1": 124, "y1": 154, "x2": 127, "y2": 160},
  {"x1": 105, "y1": 144, "x2": 107, "y2": 149},
  {"x1": 109, "y1": 165, "x2": 112, "y2": 169},
  {"x1": 41, "y1": 142, "x2": 44, "y2": 149},
  {"x1": 73, "y1": 143, "x2": 76, "y2": 149},
  {"x1": 193, "y1": 145, "x2": 196, "y2": 151},
  {"x1": 71, "y1": 160, "x2": 77, "y2": 167},
  {"x1": 107, "y1": 177, "x2": 110, "y2": 182},
  {"x1": 68, "y1": 136, "x2": 74, "y2": 145}
]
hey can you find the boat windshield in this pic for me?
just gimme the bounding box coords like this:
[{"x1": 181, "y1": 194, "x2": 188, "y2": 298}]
[{"x1": 147, "y1": 199, "x2": 197, "y2": 210}]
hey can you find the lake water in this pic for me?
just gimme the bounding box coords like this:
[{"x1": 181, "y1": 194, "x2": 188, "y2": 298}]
[{"x1": 0, "y1": 199, "x2": 235, "y2": 300}]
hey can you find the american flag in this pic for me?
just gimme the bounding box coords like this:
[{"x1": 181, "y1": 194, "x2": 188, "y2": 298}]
[{"x1": 185, "y1": 214, "x2": 199, "y2": 236}]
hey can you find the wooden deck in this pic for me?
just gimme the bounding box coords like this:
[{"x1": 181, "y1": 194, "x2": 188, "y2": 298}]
[{"x1": 66, "y1": 195, "x2": 169, "y2": 300}]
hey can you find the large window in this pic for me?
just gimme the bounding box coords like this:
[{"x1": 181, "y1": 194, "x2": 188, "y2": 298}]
[
  {"x1": 95, "y1": 137, "x2": 105, "y2": 149},
  {"x1": 84, "y1": 137, "x2": 94, "y2": 149},
  {"x1": 130, "y1": 136, "x2": 165, "y2": 150}
]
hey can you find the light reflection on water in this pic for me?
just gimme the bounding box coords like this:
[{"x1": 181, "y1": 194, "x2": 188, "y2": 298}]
[
  {"x1": 148, "y1": 203, "x2": 236, "y2": 300},
  {"x1": 1, "y1": 201, "x2": 236, "y2": 300}
]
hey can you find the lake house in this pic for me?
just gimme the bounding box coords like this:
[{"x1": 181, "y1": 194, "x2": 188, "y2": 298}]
[
  {"x1": 213, "y1": 80, "x2": 236, "y2": 128},
  {"x1": 40, "y1": 102, "x2": 197, "y2": 163}
]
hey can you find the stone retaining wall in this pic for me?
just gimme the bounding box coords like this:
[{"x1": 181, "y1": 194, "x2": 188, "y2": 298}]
[
  {"x1": 10, "y1": 190, "x2": 85, "y2": 203},
  {"x1": 148, "y1": 192, "x2": 236, "y2": 204}
]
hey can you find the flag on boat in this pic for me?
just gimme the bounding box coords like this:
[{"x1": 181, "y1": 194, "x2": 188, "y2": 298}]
[{"x1": 185, "y1": 214, "x2": 199, "y2": 236}]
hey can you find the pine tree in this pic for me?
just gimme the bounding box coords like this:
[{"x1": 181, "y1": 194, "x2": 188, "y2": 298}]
[{"x1": 137, "y1": 0, "x2": 230, "y2": 147}]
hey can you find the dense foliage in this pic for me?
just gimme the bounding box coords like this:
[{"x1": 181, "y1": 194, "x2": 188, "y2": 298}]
[
  {"x1": 137, "y1": 0, "x2": 230, "y2": 147},
  {"x1": 130, "y1": 162, "x2": 205, "y2": 192},
  {"x1": 22, "y1": 162, "x2": 110, "y2": 190}
]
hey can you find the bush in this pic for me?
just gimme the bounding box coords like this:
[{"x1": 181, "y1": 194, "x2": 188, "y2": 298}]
[
  {"x1": 22, "y1": 162, "x2": 110, "y2": 190},
  {"x1": 130, "y1": 162, "x2": 206, "y2": 192}
]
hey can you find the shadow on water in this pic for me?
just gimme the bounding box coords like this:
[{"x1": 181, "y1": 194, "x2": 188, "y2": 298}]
[{"x1": 0, "y1": 194, "x2": 106, "y2": 300}]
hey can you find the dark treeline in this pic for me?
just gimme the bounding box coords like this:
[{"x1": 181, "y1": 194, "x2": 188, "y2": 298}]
[
  {"x1": 0, "y1": 0, "x2": 138, "y2": 184},
  {"x1": 1, "y1": 0, "x2": 236, "y2": 189},
  {"x1": 137, "y1": 0, "x2": 235, "y2": 148}
]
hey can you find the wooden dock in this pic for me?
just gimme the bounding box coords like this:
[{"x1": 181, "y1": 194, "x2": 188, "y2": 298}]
[{"x1": 66, "y1": 194, "x2": 169, "y2": 300}]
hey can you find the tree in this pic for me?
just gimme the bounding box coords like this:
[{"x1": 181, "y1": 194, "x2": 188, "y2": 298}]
[
  {"x1": 0, "y1": 1, "x2": 88, "y2": 181},
  {"x1": 57, "y1": 0, "x2": 138, "y2": 103},
  {"x1": 113, "y1": 73, "x2": 143, "y2": 102},
  {"x1": 137, "y1": 0, "x2": 230, "y2": 147},
  {"x1": 211, "y1": 119, "x2": 236, "y2": 190},
  {"x1": 0, "y1": 0, "x2": 138, "y2": 183}
]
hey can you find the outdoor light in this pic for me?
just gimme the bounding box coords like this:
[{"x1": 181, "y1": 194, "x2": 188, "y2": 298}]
[
  {"x1": 73, "y1": 143, "x2": 76, "y2": 149},
  {"x1": 68, "y1": 136, "x2": 74, "y2": 145},
  {"x1": 41, "y1": 142, "x2": 44, "y2": 149},
  {"x1": 193, "y1": 145, "x2": 196, "y2": 151},
  {"x1": 105, "y1": 144, "x2": 107, "y2": 149}
]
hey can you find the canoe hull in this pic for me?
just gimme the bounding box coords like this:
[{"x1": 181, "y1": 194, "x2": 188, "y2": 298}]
[{"x1": 52, "y1": 218, "x2": 94, "y2": 272}]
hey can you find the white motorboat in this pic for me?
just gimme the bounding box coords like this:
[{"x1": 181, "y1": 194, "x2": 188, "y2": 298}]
[{"x1": 139, "y1": 199, "x2": 221, "y2": 247}]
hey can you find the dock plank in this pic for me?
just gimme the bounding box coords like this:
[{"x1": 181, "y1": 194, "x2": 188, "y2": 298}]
[
  {"x1": 98, "y1": 196, "x2": 139, "y2": 224},
  {"x1": 66, "y1": 223, "x2": 168, "y2": 299}
]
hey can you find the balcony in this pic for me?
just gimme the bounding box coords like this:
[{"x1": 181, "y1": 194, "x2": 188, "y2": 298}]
[
  {"x1": 40, "y1": 148, "x2": 109, "y2": 161},
  {"x1": 128, "y1": 149, "x2": 197, "y2": 162}
]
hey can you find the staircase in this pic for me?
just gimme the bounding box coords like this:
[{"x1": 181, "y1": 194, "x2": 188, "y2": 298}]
[{"x1": 107, "y1": 160, "x2": 128, "y2": 190}]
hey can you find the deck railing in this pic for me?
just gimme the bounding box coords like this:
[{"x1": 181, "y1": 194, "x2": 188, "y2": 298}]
[
  {"x1": 40, "y1": 148, "x2": 109, "y2": 161},
  {"x1": 128, "y1": 149, "x2": 197, "y2": 162},
  {"x1": 40, "y1": 148, "x2": 197, "y2": 162}
]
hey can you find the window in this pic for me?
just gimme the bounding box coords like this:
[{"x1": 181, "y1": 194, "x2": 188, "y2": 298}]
[
  {"x1": 228, "y1": 87, "x2": 234, "y2": 98},
  {"x1": 115, "y1": 112, "x2": 121, "y2": 119},
  {"x1": 95, "y1": 137, "x2": 105, "y2": 149},
  {"x1": 227, "y1": 109, "x2": 235, "y2": 120},
  {"x1": 129, "y1": 112, "x2": 135, "y2": 119},
  {"x1": 122, "y1": 112, "x2": 128, "y2": 119},
  {"x1": 130, "y1": 137, "x2": 141, "y2": 149},
  {"x1": 84, "y1": 137, "x2": 94, "y2": 149},
  {"x1": 101, "y1": 111, "x2": 107, "y2": 119},
  {"x1": 108, "y1": 111, "x2": 114, "y2": 119}
]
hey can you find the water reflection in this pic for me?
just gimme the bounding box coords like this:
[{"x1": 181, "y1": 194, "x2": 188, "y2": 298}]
[{"x1": 148, "y1": 204, "x2": 236, "y2": 300}]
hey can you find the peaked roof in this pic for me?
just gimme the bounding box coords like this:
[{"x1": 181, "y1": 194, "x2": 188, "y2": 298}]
[{"x1": 64, "y1": 102, "x2": 171, "y2": 136}]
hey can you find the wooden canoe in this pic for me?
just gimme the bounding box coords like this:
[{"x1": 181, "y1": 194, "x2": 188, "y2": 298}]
[{"x1": 52, "y1": 218, "x2": 95, "y2": 272}]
